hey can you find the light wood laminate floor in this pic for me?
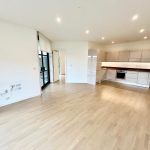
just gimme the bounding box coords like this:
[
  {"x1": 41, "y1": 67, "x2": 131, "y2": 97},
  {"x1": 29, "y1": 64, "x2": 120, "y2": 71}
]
[{"x1": 0, "y1": 81, "x2": 150, "y2": 150}]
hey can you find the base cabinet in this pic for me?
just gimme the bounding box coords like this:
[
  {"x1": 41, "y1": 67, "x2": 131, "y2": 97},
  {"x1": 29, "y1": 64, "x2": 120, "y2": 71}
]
[
  {"x1": 105, "y1": 69, "x2": 150, "y2": 88},
  {"x1": 137, "y1": 72, "x2": 149, "y2": 85},
  {"x1": 106, "y1": 69, "x2": 116, "y2": 80}
]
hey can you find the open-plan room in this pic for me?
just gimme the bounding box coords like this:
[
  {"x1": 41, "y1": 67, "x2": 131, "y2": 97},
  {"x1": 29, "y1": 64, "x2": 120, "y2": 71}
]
[{"x1": 0, "y1": 0, "x2": 150, "y2": 150}]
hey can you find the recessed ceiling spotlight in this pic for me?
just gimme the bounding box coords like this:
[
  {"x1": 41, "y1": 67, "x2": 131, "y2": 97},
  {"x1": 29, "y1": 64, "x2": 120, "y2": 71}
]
[
  {"x1": 85, "y1": 30, "x2": 90, "y2": 34},
  {"x1": 56, "y1": 17, "x2": 61, "y2": 23},
  {"x1": 132, "y1": 14, "x2": 139, "y2": 21},
  {"x1": 112, "y1": 41, "x2": 115, "y2": 44},
  {"x1": 144, "y1": 36, "x2": 148, "y2": 40},
  {"x1": 101, "y1": 37, "x2": 105, "y2": 40},
  {"x1": 139, "y1": 29, "x2": 145, "y2": 33}
]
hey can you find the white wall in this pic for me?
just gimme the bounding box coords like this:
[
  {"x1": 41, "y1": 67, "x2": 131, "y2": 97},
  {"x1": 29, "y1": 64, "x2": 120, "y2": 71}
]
[
  {"x1": 53, "y1": 50, "x2": 59, "y2": 82},
  {"x1": 38, "y1": 33, "x2": 52, "y2": 53},
  {"x1": 52, "y1": 41, "x2": 88, "y2": 83},
  {"x1": 0, "y1": 21, "x2": 41, "y2": 106},
  {"x1": 103, "y1": 40, "x2": 150, "y2": 51},
  {"x1": 88, "y1": 42, "x2": 103, "y2": 51}
]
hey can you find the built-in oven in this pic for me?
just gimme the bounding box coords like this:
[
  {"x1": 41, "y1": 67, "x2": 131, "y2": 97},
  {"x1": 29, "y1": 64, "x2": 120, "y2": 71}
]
[{"x1": 116, "y1": 70, "x2": 126, "y2": 79}]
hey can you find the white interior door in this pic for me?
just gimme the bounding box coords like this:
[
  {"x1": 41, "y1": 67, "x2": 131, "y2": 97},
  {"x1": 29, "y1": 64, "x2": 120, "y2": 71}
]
[{"x1": 53, "y1": 51, "x2": 59, "y2": 82}]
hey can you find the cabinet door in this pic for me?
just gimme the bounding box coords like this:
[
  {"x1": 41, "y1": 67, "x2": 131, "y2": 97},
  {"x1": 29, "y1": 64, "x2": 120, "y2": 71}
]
[
  {"x1": 106, "y1": 52, "x2": 119, "y2": 62},
  {"x1": 118, "y1": 51, "x2": 130, "y2": 62},
  {"x1": 126, "y1": 71, "x2": 138, "y2": 84},
  {"x1": 137, "y1": 72, "x2": 149, "y2": 85},
  {"x1": 126, "y1": 78, "x2": 137, "y2": 84},
  {"x1": 129, "y1": 50, "x2": 142, "y2": 62},
  {"x1": 130, "y1": 50, "x2": 142, "y2": 58},
  {"x1": 106, "y1": 69, "x2": 116, "y2": 80},
  {"x1": 126, "y1": 71, "x2": 138, "y2": 79},
  {"x1": 141, "y1": 50, "x2": 150, "y2": 62}
]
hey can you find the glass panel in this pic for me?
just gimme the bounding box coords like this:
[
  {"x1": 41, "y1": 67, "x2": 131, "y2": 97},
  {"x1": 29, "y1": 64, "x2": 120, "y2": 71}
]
[
  {"x1": 44, "y1": 71, "x2": 49, "y2": 84},
  {"x1": 39, "y1": 50, "x2": 50, "y2": 89},
  {"x1": 39, "y1": 55, "x2": 42, "y2": 69},
  {"x1": 43, "y1": 51, "x2": 47, "y2": 55},
  {"x1": 43, "y1": 55, "x2": 48, "y2": 71},
  {"x1": 40, "y1": 72, "x2": 44, "y2": 86}
]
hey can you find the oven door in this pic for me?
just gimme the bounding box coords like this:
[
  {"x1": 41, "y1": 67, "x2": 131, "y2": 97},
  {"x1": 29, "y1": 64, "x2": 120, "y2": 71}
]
[{"x1": 116, "y1": 70, "x2": 126, "y2": 79}]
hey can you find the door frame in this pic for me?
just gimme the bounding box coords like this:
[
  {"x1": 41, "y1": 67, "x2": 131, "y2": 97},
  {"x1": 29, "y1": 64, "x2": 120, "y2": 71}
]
[
  {"x1": 39, "y1": 51, "x2": 50, "y2": 89},
  {"x1": 52, "y1": 50, "x2": 60, "y2": 82}
]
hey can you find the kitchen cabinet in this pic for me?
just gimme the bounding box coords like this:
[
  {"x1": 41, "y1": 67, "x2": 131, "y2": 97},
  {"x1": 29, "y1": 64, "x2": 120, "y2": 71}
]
[
  {"x1": 126, "y1": 71, "x2": 138, "y2": 84},
  {"x1": 103, "y1": 69, "x2": 150, "y2": 88},
  {"x1": 118, "y1": 51, "x2": 130, "y2": 62},
  {"x1": 129, "y1": 50, "x2": 142, "y2": 62},
  {"x1": 105, "y1": 50, "x2": 150, "y2": 63},
  {"x1": 141, "y1": 50, "x2": 150, "y2": 62},
  {"x1": 106, "y1": 52, "x2": 119, "y2": 62},
  {"x1": 137, "y1": 72, "x2": 149, "y2": 85},
  {"x1": 125, "y1": 78, "x2": 137, "y2": 84},
  {"x1": 126, "y1": 71, "x2": 138, "y2": 79},
  {"x1": 106, "y1": 69, "x2": 116, "y2": 80}
]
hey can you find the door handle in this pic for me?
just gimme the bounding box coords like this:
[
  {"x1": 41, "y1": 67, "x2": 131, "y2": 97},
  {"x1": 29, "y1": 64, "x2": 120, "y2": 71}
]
[{"x1": 41, "y1": 67, "x2": 45, "y2": 72}]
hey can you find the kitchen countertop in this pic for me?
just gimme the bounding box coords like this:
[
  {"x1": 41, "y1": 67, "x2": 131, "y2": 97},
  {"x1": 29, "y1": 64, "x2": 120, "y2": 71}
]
[{"x1": 101, "y1": 62, "x2": 150, "y2": 72}]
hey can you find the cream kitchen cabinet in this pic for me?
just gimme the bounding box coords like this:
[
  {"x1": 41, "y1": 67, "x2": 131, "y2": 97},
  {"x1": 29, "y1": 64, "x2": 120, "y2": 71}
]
[
  {"x1": 126, "y1": 71, "x2": 138, "y2": 84},
  {"x1": 141, "y1": 50, "x2": 150, "y2": 62},
  {"x1": 137, "y1": 72, "x2": 149, "y2": 86},
  {"x1": 106, "y1": 69, "x2": 116, "y2": 80},
  {"x1": 118, "y1": 51, "x2": 130, "y2": 62},
  {"x1": 106, "y1": 52, "x2": 119, "y2": 62},
  {"x1": 129, "y1": 50, "x2": 142, "y2": 62},
  {"x1": 126, "y1": 71, "x2": 138, "y2": 79}
]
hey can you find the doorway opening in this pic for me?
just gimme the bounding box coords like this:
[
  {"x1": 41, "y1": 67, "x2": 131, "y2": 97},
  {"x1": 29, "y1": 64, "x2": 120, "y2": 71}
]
[{"x1": 39, "y1": 51, "x2": 50, "y2": 89}]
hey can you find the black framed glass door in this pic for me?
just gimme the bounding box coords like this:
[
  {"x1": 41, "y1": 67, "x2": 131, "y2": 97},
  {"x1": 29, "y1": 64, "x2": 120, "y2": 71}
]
[{"x1": 39, "y1": 51, "x2": 50, "y2": 89}]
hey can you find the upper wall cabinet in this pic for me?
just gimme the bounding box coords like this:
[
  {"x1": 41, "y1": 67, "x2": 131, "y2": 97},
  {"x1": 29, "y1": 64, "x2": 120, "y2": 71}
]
[
  {"x1": 118, "y1": 51, "x2": 130, "y2": 62},
  {"x1": 141, "y1": 50, "x2": 150, "y2": 62},
  {"x1": 129, "y1": 50, "x2": 142, "y2": 62},
  {"x1": 105, "y1": 50, "x2": 150, "y2": 63},
  {"x1": 106, "y1": 51, "x2": 119, "y2": 62},
  {"x1": 97, "y1": 50, "x2": 106, "y2": 62}
]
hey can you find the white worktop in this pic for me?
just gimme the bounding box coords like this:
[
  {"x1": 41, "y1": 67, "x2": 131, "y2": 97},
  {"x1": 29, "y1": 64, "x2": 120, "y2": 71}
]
[{"x1": 101, "y1": 62, "x2": 150, "y2": 70}]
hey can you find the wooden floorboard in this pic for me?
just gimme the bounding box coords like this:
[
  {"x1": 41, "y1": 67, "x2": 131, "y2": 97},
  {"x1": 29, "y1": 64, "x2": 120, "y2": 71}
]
[{"x1": 0, "y1": 82, "x2": 150, "y2": 150}]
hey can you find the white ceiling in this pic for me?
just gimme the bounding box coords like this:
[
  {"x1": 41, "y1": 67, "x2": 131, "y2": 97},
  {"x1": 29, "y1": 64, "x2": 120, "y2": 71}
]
[{"x1": 0, "y1": 0, "x2": 150, "y2": 44}]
